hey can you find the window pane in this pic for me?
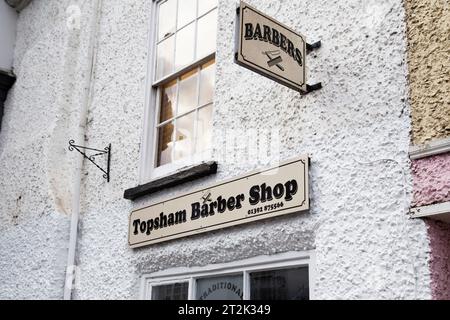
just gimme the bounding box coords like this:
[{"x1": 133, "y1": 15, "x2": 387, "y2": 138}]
[
  {"x1": 250, "y1": 267, "x2": 309, "y2": 300},
  {"x1": 156, "y1": 36, "x2": 175, "y2": 80},
  {"x1": 175, "y1": 22, "x2": 195, "y2": 70},
  {"x1": 196, "y1": 104, "x2": 212, "y2": 153},
  {"x1": 157, "y1": 122, "x2": 175, "y2": 167},
  {"x1": 158, "y1": 0, "x2": 177, "y2": 40},
  {"x1": 196, "y1": 9, "x2": 217, "y2": 59},
  {"x1": 198, "y1": 0, "x2": 217, "y2": 16},
  {"x1": 177, "y1": 0, "x2": 197, "y2": 29},
  {"x1": 177, "y1": 69, "x2": 198, "y2": 115},
  {"x1": 152, "y1": 282, "x2": 188, "y2": 300},
  {"x1": 160, "y1": 79, "x2": 177, "y2": 123},
  {"x1": 199, "y1": 60, "x2": 215, "y2": 106},
  {"x1": 174, "y1": 112, "x2": 195, "y2": 161},
  {"x1": 196, "y1": 275, "x2": 243, "y2": 300}
]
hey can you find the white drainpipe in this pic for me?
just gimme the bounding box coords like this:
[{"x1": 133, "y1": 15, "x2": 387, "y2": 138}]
[{"x1": 63, "y1": 0, "x2": 102, "y2": 300}]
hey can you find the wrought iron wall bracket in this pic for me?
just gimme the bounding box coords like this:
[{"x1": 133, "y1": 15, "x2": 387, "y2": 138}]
[{"x1": 68, "y1": 140, "x2": 111, "y2": 182}]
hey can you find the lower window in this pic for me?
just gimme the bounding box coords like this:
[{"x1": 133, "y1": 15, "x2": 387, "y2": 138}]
[
  {"x1": 152, "y1": 282, "x2": 189, "y2": 300},
  {"x1": 142, "y1": 251, "x2": 313, "y2": 300},
  {"x1": 249, "y1": 267, "x2": 309, "y2": 300}
]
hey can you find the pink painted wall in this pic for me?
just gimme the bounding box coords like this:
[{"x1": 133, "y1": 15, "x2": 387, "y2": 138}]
[
  {"x1": 412, "y1": 152, "x2": 450, "y2": 299},
  {"x1": 427, "y1": 220, "x2": 450, "y2": 300},
  {"x1": 412, "y1": 152, "x2": 450, "y2": 207}
]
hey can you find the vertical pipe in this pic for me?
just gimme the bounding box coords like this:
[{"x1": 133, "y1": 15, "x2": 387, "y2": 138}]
[{"x1": 63, "y1": 0, "x2": 102, "y2": 300}]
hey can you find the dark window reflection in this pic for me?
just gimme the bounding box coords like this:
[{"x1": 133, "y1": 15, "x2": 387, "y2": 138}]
[
  {"x1": 157, "y1": 122, "x2": 174, "y2": 166},
  {"x1": 160, "y1": 79, "x2": 177, "y2": 123},
  {"x1": 250, "y1": 267, "x2": 309, "y2": 300},
  {"x1": 152, "y1": 282, "x2": 189, "y2": 300}
]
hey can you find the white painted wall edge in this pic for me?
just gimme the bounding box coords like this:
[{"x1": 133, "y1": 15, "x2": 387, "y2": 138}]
[
  {"x1": 410, "y1": 137, "x2": 450, "y2": 160},
  {"x1": 0, "y1": 1, "x2": 17, "y2": 72},
  {"x1": 410, "y1": 201, "x2": 450, "y2": 223}
]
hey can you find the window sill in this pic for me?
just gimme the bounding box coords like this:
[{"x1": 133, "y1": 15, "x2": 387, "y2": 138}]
[
  {"x1": 124, "y1": 161, "x2": 218, "y2": 201},
  {"x1": 410, "y1": 201, "x2": 450, "y2": 224},
  {"x1": 409, "y1": 137, "x2": 450, "y2": 160}
]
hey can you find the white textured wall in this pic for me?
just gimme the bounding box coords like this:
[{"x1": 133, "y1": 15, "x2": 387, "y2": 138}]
[
  {"x1": 0, "y1": 0, "x2": 432, "y2": 299},
  {"x1": 0, "y1": 0, "x2": 17, "y2": 72}
]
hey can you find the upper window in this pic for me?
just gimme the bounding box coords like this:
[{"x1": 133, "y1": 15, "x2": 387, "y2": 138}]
[
  {"x1": 150, "y1": 0, "x2": 218, "y2": 176},
  {"x1": 155, "y1": 0, "x2": 218, "y2": 81}
]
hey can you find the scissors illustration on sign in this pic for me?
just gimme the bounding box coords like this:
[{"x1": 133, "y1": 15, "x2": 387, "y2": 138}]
[
  {"x1": 262, "y1": 50, "x2": 285, "y2": 71},
  {"x1": 202, "y1": 192, "x2": 212, "y2": 204}
]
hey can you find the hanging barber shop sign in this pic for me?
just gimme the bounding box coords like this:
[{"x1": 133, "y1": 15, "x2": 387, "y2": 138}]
[
  {"x1": 129, "y1": 156, "x2": 309, "y2": 248},
  {"x1": 235, "y1": 1, "x2": 307, "y2": 92}
]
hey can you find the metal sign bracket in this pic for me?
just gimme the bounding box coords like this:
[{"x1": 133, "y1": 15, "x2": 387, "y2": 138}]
[
  {"x1": 306, "y1": 41, "x2": 322, "y2": 52},
  {"x1": 304, "y1": 40, "x2": 322, "y2": 94}
]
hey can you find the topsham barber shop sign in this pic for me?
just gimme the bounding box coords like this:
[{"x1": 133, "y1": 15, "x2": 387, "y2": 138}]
[
  {"x1": 235, "y1": 1, "x2": 307, "y2": 92},
  {"x1": 129, "y1": 157, "x2": 309, "y2": 248}
]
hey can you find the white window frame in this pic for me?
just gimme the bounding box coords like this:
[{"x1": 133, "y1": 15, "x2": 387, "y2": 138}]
[
  {"x1": 139, "y1": 0, "x2": 217, "y2": 184},
  {"x1": 140, "y1": 250, "x2": 316, "y2": 300}
]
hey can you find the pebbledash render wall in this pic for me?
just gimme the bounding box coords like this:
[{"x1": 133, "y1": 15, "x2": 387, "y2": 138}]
[
  {"x1": 0, "y1": 0, "x2": 434, "y2": 299},
  {"x1": 405, "y1": 0, "x2": 450, "y2": 300}
]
